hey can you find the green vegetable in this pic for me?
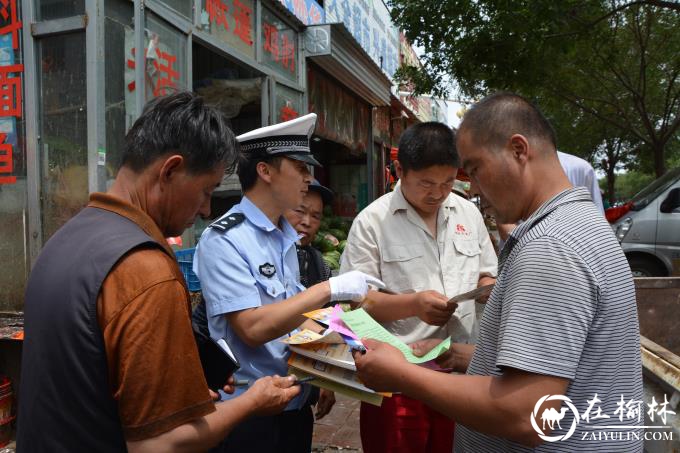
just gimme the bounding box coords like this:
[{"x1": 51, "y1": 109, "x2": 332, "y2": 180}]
[
  {"x1": 328, "y1": 228, "x2": 347, "y2": 241},
  {"x1": 319, "y1": 237, "x2": 336, "y2": 253},
  {"x1": 322, "y1": 254, "x2": 339, "y2": 270},
  {"x1": 324, "y1": 250, "x2": 341, "y2": 260},
  {"x1": 324, "y1": 233, "x2": 339, "y2": 247},
  {"x1": 337, "y1": 240, "x2": 347, "y2": 253}
]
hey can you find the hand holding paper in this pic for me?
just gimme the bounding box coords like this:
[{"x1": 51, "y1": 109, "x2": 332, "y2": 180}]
[
  {"x1": 413, "y1": 290, "x2": 456, "y2": 326},
  {"x1": 446, "y1": 284, "x2": 495, "y2": 306},
  {"x1": 353, "y1": 338, "x2": 408, "y2": 393},
  {"x1": 340, "y1": 308, "x2": 450, "y2": 363}
]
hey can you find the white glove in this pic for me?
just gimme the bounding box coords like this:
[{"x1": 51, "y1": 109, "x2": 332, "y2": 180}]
[{"x1": 328, "y1": 271, "x2": 385, "y2": 302}]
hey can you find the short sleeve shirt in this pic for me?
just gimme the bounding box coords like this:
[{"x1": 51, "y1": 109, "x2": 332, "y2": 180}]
[
  {"x1": 339, "y1": 182, "x2": 498, "y2": 344},
  {"x1": 92, "y1": 193, "x2": 214, "y2": 441},
  {"x1": 558, "y1": 151, "x2": 604, "y2": 213},
  {"x1": 455, "y1": 188, "x2": 643, "y2": 452},
  {"x1": 194, "y1": 196, "x2": 309, "y2": 410}
]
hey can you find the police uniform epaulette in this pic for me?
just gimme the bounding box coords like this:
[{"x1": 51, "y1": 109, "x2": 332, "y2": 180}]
[{"x1": 209, "y1": 213, "x2": 245, "y2": 232}]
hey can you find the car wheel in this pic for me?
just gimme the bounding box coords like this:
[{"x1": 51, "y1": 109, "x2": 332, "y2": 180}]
[{"x1": 627, "y1": 256, "x2": 666, "y2": 277}]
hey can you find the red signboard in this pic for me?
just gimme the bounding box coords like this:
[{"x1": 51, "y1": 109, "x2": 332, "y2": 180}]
[
  {"x1": 0, "y1": 133, "x2": 15, "y2": 184},
  {"x1": 0, "y1": 0, "x2": 21, "y2": 49},
  {"x1": 232, "y1": 0, "x2": 253, "y2": 45},
  {"x1": 279, "y1": 104, "x2": 299, "y2": 122},
  {"x1": 0, "y1": 0, "x2": 22, "y2": 185},
  {"x1": 263, "y1": 21, "x2": 296, "y2": 74},
  {"x1": 207, "y1": 0, "x2": 230, "y2": 31}
]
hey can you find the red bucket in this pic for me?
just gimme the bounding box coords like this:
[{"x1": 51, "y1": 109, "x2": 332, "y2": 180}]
[{"x1": 0, "y1": 376, "x2": 14, "y2": 447}]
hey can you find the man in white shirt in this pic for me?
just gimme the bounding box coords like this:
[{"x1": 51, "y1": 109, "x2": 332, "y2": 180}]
[
  {"x1": 557, "y1": 151, "x2": 604, "y2": 213},
  {"x1": 340, "y1": 122, "x2": 498, "y2": 453},
  {"x1": 353, "y1": 92, "x2": 642, "y2": 453}
]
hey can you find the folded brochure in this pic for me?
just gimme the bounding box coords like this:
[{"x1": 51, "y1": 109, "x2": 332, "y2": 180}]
[
  {"x1": 288, "y1": 353, "x2": 388, "y2": 406},
  {"x1": 284, "y1": 305, "x2": 453, "y2": 406},
  {"x1": 281, "y1": 329, "x2": 345, "y2": 345},
  {"x1": 288, "y1": 341, "x2": 356, "y2": 371}
]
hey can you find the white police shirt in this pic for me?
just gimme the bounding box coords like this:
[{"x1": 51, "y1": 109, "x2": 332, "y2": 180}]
[{"x1": 194, "y1": 196, "x2": 308, "y2": 410}]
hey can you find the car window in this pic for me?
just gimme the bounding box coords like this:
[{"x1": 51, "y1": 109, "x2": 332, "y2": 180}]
[{"x1": 630, "y1": 167, "x2": 680, "y2": 210}]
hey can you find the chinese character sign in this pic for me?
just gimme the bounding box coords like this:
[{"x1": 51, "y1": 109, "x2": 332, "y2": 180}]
[
  {"x1": 206, "y1": 0, "x2": 229, "y2": 32},
  {"x1": 0, "y1": 0, "x2": 21, "y2": 50},
  {"x1": 0, "y1": 0, "x2": 22, "y2": 185},
  {"x1": 275, "y1": 0, "x2": 325, "y2": 26},
  {"x1": 0, "y1": 132, "x2": 14, "y2": 184},
  {"x1": 324, "y1": 0, "x2": 398, "y2": 78},
  {"x1": 125, "y1": 34, "x2": 180, "y2": 98},
  {"x1": 261, "y1": 8, "x2": 298, "y2": 81},
  {"x1": 276, "y1": 84, "x2": 302, "y2": 123},
  {"x1": 0, "y1": 63, "x2": 21, "y2": 119},
  {"x1": 123, "y1": 23, "x2": 187, "y2": 119},
  {"x1": 200, "y1": 0, "x2": 255, "y2": 58},
  {"x1": 233, "y1": 0, "x2": 253, "y2": 46}
]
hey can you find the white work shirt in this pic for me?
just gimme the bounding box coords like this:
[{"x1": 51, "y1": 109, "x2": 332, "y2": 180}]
[
  {"x1": 340, "y1": 182, "x2": 498, "y2": 345},
  {"x1": 558, "y1": 151, "x2": 604, "y2": 213}
]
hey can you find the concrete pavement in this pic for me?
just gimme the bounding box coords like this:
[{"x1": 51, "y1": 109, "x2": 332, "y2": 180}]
[{"x1": 312, "y1": 394, "x2": 362, "y2": 452}]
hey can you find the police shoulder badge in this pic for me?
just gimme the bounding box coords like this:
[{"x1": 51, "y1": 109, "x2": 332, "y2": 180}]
[
  {"x1": 209, "y1": 213, "x2": 245, "y2": 232},
  {"x1": 259, "y1": 263, "x2": 276, "y2": 278}
]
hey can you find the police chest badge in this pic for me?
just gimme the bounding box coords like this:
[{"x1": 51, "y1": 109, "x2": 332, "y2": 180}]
[{"x1": 259, "y1": 263, "x2": 276, "y2": 278}]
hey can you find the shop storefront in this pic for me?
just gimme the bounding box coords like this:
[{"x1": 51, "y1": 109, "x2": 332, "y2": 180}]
[
  {"x1": 0, "y1": 2, "x2": 325, "y2": 412},
  {"x1": 0, "y1": 0, "x2": 318, "y2": 320},
  {"x1": 304, "y1": 23, "x2": 391, "y2": 218}
]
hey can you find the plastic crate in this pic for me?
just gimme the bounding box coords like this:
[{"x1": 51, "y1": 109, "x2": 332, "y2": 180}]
[{"x1": 175, "y1": 248, "x2": 201, "y2": 292}]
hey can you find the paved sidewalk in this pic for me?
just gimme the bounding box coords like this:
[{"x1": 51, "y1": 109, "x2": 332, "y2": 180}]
[{"x1": 312, "y1": 394, "x2": 362, "y2": 452}]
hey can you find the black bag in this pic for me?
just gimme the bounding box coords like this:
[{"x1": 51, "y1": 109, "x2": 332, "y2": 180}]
[{"x1": 192, "y1": 297, "x2": 240, "y2": 391}]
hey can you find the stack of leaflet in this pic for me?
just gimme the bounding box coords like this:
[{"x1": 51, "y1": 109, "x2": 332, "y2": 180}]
[{"x1": 282, "y1": 305, "x2": 451, "y2": 406}]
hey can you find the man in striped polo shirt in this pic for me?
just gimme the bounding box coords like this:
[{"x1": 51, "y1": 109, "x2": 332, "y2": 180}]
[{"x1": 354, "y1": 92, "x2": 643, "y2": 452}]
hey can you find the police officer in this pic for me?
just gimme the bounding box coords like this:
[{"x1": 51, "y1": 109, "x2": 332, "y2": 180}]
[
  {"x1": 194, "y1": 113, "x2": 383, "y2": 453},
  {"x1": 284, "y1": 179, "x2": 337, "y2": 421}
]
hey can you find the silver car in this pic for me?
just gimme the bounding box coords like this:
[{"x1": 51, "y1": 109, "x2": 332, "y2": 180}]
[{"x1": 613, "y1": 167, "x2": 680, "y2": 277}]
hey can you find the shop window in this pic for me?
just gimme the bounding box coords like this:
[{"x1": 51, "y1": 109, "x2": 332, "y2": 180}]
[
  {"x1": 198, "y1": 0, "x2": 255, "y2": 59},
  {"x1": 193, "y1": 42, "x2": 262, "y2": 135},
  {"x1": 307, "y1": 66, "x2": 369, "y2": 153},
  {"x1": 275, "y1": 84, "x2": 302, "y2": 124},
  {"x1": 192, "y1": 42, "x2": 264, "y2": 241},
  {"x1": 159, "y1": 0, "x2": 192, "y2": 20},
  {"x1": 104, "y1": 0, "x2": 133, "y2": 185},
  {"x1": 260, "y1": 8, "x2": 298, "y2": 83},
  {"x1": 37, "y1": 33, "x2": 88, "y2": 243},
  {"x1": 36, "y1": 0, "x2": 85, "y2": 21},
  {"x1": 121, "y1": 12, "x2": 188, "y2": 123},
  {"x1": 104, "y1": 7, "x2": 188, "y2": 184},
  {"x1": 0, "y1": 0, "x2": 28, "y2": 312},
  {"x1": 140, "y1": 13, "x2": 188, "y2": 103}
]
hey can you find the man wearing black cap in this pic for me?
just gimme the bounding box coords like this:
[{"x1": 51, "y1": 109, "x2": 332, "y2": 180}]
[
  {"x1": 286, "y1": 180, "x2": 334, "y2": 288},
  {"x1": 194, "y1": 114, "x2": 383, "y2": 452}
]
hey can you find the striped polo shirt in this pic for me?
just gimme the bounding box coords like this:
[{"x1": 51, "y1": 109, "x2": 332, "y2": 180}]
[{"x1": 455, "y1": 187, "x2": 643, "y2": 452}]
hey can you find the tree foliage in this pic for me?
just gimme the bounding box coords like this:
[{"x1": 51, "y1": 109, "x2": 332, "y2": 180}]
[{"x1": 391, "y1": 0, "x2": 680, "y2": 178}]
